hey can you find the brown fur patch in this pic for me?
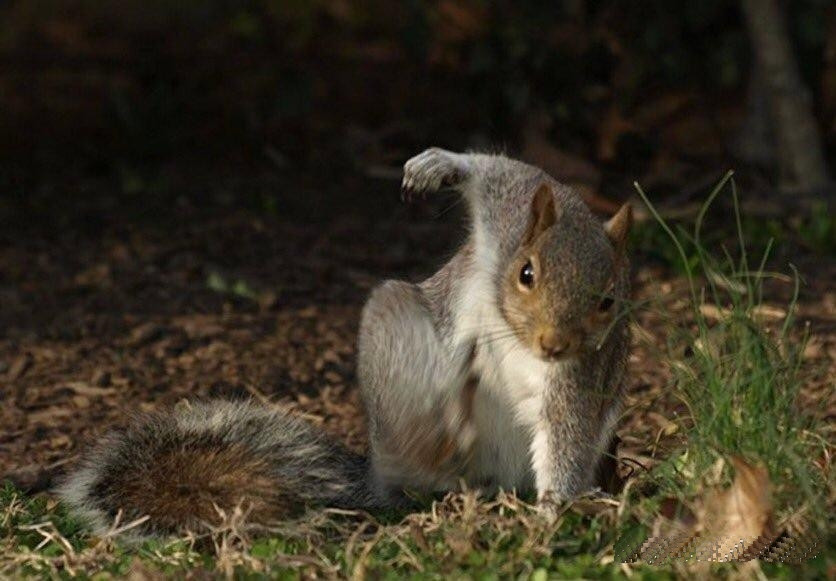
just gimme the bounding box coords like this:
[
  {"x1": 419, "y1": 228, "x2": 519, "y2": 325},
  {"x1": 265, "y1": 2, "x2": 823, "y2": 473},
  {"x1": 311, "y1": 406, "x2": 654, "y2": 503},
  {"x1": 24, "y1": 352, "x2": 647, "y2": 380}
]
[
  {"x1": 94, "y1": 443, "x2": 292, "y2": 533},
  {"x1": 379, "y1": 375, "x2": 480, "y2": 480},
  {"x1": 385, "y1": 413, "x2": 459, "y2": 475}
]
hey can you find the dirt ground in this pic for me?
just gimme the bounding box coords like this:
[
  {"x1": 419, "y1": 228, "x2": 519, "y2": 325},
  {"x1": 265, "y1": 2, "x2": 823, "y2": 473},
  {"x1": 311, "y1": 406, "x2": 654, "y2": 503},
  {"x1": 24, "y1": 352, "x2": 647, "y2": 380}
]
[{"x1": 0, "y1": 164, "x2": 834, "y2": 494}]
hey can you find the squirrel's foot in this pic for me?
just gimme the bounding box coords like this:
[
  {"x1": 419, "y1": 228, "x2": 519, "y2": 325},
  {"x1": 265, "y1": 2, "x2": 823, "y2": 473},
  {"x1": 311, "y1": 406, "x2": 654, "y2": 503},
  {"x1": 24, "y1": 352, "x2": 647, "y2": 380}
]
[
  {"x1": 536, "y1": 492, "x2": 569, "y2": 525},
  {"x1": 401, "y1": 148, "x2": 471, "y2": 201}
]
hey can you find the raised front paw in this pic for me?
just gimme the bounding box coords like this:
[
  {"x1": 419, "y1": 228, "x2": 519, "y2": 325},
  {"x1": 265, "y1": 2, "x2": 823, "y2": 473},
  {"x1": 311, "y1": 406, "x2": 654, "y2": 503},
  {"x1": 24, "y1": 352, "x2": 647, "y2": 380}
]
[{"x1": 401, "y1": 147, "x2": 470, "y2": 201}]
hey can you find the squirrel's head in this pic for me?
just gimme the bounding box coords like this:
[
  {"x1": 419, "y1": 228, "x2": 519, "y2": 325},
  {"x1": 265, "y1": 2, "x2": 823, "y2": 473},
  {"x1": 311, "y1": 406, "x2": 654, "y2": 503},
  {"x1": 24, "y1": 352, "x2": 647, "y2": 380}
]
[{"x1": 500, "y1": 183, "x2": 632, "y2": 362}]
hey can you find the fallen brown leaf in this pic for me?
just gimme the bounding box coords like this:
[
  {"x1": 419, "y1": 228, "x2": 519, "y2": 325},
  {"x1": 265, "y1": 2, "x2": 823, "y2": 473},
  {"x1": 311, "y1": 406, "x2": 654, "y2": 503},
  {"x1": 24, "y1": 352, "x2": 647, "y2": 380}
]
[{"x1": 698, "y1": 456, "x2": 777, "y2": 561}]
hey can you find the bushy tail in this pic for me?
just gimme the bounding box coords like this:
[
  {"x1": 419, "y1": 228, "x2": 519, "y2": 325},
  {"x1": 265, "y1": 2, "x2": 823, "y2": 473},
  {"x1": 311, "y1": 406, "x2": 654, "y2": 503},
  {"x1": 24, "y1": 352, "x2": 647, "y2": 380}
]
[{"x1": 57, "y1": 400, "x2": 379, "y2": 538}]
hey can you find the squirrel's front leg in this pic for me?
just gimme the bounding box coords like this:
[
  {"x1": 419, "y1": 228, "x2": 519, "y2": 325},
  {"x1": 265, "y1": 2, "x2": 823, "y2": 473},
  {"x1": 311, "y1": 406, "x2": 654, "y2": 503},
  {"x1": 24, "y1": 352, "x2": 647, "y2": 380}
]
[
  {"x1": 401, "y1": 148, "x2": 473, "y2": 200},
  {"x1": 530, "y1": 389, "x2": 602, "y2": 508}
]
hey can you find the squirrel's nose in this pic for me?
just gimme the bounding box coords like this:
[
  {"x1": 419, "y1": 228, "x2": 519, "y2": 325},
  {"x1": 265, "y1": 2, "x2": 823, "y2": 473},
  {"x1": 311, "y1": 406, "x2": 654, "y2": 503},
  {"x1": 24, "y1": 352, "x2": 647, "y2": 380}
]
[{"x1": 537, "y1": 329, "x2": 570, "y2": 359}]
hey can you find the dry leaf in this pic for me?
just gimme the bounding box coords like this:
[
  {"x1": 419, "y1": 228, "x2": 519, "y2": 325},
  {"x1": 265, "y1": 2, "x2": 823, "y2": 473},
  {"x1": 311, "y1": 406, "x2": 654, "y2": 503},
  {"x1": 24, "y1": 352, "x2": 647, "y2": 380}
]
[
  {"x1": 7, "y1": 353, "x2": 33, "y2": 381},
  {"x1": 647, "y1": 412, "x2": 678, "y2": 436},
  {"x1": 698, "y1": 456, "x2": 776, "y2": 561},
  {"x1": 751, "y1": 304, "x2": 787, "y2": 321},
  {"x1": 639, "y1": 457, "x2": 777, "y2": 564},
  {"x1": 66, "y1": 381, "x2": 116, "y2": 397},
  {"x1": 699, "y1": 304, "x2": 730, "y2": 321}
]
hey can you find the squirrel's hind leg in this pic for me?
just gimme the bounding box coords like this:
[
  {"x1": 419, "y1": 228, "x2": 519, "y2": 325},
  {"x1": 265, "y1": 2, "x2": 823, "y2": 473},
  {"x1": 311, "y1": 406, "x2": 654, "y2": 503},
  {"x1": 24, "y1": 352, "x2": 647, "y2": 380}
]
[{"x1": 358, "y1": 280, "x2": 476, "y2": 499}]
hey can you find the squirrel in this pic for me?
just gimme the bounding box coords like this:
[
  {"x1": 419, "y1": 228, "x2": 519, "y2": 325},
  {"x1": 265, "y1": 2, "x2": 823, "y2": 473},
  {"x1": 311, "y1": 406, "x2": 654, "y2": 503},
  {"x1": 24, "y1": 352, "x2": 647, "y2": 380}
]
[{"x1": 57, "y1": 148, "x2": 632, "y2": 538}]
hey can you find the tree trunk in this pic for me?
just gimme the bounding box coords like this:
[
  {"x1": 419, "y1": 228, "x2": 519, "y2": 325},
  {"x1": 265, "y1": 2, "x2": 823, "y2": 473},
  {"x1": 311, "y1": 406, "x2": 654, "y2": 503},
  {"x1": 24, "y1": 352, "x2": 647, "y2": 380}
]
[
  {"x1": 740, "y1": 0, "x2": 831, "y2": 198},
  {"x1": 735, "y1": 64, "x2": 776, "y2": 166}
]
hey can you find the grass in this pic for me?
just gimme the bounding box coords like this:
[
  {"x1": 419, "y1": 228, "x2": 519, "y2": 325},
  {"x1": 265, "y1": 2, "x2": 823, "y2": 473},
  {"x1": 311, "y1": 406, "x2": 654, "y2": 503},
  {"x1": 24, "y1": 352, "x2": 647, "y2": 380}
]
[
  {"x1": 632, "y1": 175, "x2": 830, "y2": 516},
  {"x1": 0, "y1": 485, "x2": 826, "y2": 578},
  {"x1": 1, "y1": 177, "x2": 832, "y2": 578},
  {"x1": 617, "y1": 175, "x2": 833, "y2": 572},
  {"x1": 0, "y1": 485, "x2": 662, "y2": 579}
]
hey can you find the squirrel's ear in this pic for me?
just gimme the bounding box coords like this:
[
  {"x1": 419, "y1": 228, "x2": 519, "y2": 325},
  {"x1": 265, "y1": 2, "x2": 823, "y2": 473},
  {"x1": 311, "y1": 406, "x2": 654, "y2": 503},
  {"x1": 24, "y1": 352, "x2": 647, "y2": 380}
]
[
  {"x1": 604, "y1": 203, "x2": 632, "y2": 253},
  {"x1": 523, "y1": 184, "x2": 558, "y2": 245}
]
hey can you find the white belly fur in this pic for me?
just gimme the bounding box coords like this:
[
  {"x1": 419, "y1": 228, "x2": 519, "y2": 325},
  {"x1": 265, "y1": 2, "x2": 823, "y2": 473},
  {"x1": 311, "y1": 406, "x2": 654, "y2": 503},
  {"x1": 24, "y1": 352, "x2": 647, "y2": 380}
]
[{"x1": 451, "y1": 269, "x2": 552, "y2": 493}]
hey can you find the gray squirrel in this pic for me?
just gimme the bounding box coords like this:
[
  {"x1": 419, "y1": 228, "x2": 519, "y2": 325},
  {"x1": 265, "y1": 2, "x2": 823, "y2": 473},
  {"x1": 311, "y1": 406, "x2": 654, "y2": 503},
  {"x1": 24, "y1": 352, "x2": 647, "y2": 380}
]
[{"x1": 58, "y1": 148, "x2": 632, "y2": 537}]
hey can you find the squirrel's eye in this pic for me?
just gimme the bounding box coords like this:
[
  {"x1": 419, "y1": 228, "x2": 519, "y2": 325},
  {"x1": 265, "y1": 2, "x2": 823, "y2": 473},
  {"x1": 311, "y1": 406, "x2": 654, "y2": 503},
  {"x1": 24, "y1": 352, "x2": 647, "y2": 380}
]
[
  {"x1": 598, "y1": 296, "x2": 614, "y2": 312},
  {"x1": 519, "y1": 260, "x2": 535, "y2": 288}
]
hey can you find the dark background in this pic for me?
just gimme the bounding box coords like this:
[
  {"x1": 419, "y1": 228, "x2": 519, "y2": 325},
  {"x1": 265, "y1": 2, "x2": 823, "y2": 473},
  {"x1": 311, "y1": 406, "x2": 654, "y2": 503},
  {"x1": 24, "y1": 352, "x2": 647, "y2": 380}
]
[
  {"x1": 2, "y1": 1, "x2": 834, "y2": 231},
  {"x1": 0, "y1": 1, "x2": 834, "y2": 482}
]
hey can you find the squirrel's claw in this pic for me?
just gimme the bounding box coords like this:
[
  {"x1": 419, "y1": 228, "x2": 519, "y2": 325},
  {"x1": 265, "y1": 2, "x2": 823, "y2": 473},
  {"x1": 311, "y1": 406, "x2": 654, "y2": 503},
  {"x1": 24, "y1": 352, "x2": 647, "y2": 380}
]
[
  {"x1": 400, "y1": 180, "x2": 426, "y2": 203},
  {"x1": 401, "y1": 147, "x2": 469, "y2": 202}
]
